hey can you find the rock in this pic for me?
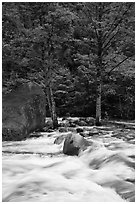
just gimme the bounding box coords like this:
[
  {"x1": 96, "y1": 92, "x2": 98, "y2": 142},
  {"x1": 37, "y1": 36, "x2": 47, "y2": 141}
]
[
  {"x1": 69, "y1": 118, "x2": 80, "y2": 125},
  {"x1": 85, "y1": 117, "x2": 95, "y2": 126},
  {"x1": 83, "y1": 127, "x2": 94, "y2": 132},
  {"x1": 79, "y1": 132, "x2": 88, "y2": 137},
  {"x1": 77, "y1": 120, "x2": 87, "y2": 126},
  {"x1": 46, "y1": 129, "x2": 54, "y2": 133},
  {"x1": 42, "y1": 127, "x2": 49, "y2": 132},
  {"x1": 54, "y1": 136, "x2": 65, "y2": 145},
  {"x1": 63, "y1": 133, "x2": 89, "y2": 156},
  {"x1": 66, "y1": 113, "x2": 70, "y2": 117},
  {"x1": 88, "y1": 131, "x2": 99, "y2": 136},
  {"x1": 29, "y1": 133, "x2": 42, "y2": 138},
  {"x1": 59, "y1": 127, "x2": 68, "y2": 132},
  {"x1": 2, "y1": 82, "x2": 46, "y2": 141},
  {"x1": 62, "y1": 117, "x2": 66, "y2": 121},
  {"x1": 42, "y1": 125, "x2": 54, "y2": 132},
  {"x1": 69, "y1": 122, "x2": 76, "y2": 127},
  {"x1": 67, "y1": 127, "x2": 76, "y2": 132},
  {"x1": 76, "y1": 127, "x2": 84, "y2": 133},
  {"x1": 54, "y1": 133, "x2": 72, "y2": 145},
  {"x1": 45, "y1": 120, "x2": 53, "y2": 129},
  {"x1": 58, "y1": 122, "x2": 66, "y2": 127},
  {"x1": 59, "y1": 120, "x2": 70, "y2": 127}
]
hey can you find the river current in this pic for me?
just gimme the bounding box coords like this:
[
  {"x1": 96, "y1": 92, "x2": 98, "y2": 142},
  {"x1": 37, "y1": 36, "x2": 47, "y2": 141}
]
[{"x1": 2, "y1": 123, "x2": 135, "y2": 202}]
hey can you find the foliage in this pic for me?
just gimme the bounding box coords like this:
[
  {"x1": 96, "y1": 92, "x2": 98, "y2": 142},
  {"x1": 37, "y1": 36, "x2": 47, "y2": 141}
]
[{"x1": 2, "y1": 2, "x2": 135, "y2": 120}]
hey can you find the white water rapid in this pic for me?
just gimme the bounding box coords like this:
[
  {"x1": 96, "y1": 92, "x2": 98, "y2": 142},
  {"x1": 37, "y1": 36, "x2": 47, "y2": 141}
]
[{"x1": 2, "y1": 124, "x2": 135, "y2": 202}]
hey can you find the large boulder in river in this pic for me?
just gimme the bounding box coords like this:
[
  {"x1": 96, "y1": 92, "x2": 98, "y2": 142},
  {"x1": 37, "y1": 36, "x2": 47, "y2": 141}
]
[
  {"x1": 63, "y1": 133, "x2": 89, "y2": 156},
  {"x1": 2, "y1": 82, "x2": 46, "y2": 141}
]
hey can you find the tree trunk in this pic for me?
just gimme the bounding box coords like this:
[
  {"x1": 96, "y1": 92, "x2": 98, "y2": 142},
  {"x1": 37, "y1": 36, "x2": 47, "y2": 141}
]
[
  {"x1": 46, "y1": 83, "x2": 58, "y2": 129},
  {"x1": 95, "y1": 3, "x2": 103, "y2": 126},
  {"x1": 96, "y1": 71, "x2": 102, "y2": 126},
  {"x1": 119, "y1": 96, "x2": 123, "y2": 118}
]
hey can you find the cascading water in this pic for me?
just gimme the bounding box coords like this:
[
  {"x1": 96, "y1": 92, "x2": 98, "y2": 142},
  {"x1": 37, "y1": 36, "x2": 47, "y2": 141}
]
[{"x1": 2, "y1": 124, "x2": 135, "y2": 202}]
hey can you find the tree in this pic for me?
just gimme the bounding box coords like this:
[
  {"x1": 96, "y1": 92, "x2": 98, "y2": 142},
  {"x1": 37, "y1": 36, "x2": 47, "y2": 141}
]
[
  {"x1": 73, "y1": 2, "x2": 135, "y2": 125},
  {"x1": 2, "y1": 2, "x2": 77, "y2": 128},
  {"x1": 3, "y1": 2, "x2": 135, "y2": 123}
]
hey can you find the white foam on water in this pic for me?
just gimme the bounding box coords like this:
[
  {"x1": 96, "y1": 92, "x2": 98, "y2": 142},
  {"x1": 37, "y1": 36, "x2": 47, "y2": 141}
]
[{"x1": 2, "y1": 129, "x2": 135, "y2": 202}]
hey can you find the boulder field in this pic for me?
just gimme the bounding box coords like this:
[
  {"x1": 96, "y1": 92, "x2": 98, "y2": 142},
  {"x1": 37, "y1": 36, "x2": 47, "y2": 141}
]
[{"x1": 2, "y1": 82, "x2": 46, "y2": 141}]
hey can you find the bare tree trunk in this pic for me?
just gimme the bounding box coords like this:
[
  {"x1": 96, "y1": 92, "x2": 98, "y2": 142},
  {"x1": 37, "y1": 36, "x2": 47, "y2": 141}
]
[
  {"x1": 119, "y1": 96, "x2": 123, "y2": 118},
  {"x1": 96, "y1": 69, "x2": 102, "y2": 126},
  {"x1": 95, "y1": 3, "x2": 103, "y2": 126},
  {"x1": 46, "y1": 83, "x2": 58, "y2": 129}
]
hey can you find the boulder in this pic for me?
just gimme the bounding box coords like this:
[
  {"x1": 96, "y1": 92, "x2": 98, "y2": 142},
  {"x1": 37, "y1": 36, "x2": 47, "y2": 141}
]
[
  {"x1": 59, "y1": 120, "x2": 70, "y2": 127},
  {"x1": 88, "y1": 131, "x2": 99, "y2": 136},
  {"x1": 77, "y1": 120, "x2": 87, "y2": 126},
  {"x1": 76, "y1": 127, "x2": 84, "y2": 133},
  {"x1": 85, "y1": 117, "x2": 95, "y2": 126},
  {"x1": 58, "y1": 127, "x2": 68, "y2": 132},
  {"x1": 68, "y1": 117, "x2": 79, "y2": 125},
  {"x1": 54, "y1": 133, "x2": 72, "y2": 145},
  {"x1": 63, "y1": 133, "x2": 89, "y2": 156},
  {"x1": 45, "y1": 119, "x2": 53, "y2": 129},
  {"x1": 2, "y1": 82, "x2": 46, "y2": 141},
  {"x1": 79, "y1": 132, "x2": 88, "y2": 137},
  {"x1": 67, "y1": 127, "x2": 77, "y2": 132},
  {"x1": 69, "y1": 122, "x2": 76, "y2": 127},
  {"x1": 54, "y1": 136, "x2": 64, "y2": 145}
]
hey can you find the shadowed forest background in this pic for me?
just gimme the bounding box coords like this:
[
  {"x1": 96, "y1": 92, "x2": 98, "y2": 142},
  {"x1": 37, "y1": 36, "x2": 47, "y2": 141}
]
[{"x1": 2, "y1": 2, "x2": 135, "y2": 125}]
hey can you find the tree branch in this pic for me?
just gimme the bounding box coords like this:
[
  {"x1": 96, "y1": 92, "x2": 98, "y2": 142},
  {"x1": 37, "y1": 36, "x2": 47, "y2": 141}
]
[
  {"x1": 102, "y1": 27, "x2": 119, "y2": 52},
  {"x1": 103, "y1": 52, "x2": 123, "y2": 68},
  {"x1": 107, "y1": 56, "x2": 130, "y2": 75},
  {"x1": 103, "y1": 3, "x2": 132, "y2": 46},
  {"x1": 102, "y1": 4, "x2": 123, "y2": 43},
  {"x1": 103, "y1": 56, "x2": 117, "y2": 68}
]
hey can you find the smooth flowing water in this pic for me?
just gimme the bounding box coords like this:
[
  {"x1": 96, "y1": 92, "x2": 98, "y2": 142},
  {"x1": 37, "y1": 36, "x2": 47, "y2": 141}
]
[{"x1": 2, "y1": 124, "x2": 135, "y2": 202}]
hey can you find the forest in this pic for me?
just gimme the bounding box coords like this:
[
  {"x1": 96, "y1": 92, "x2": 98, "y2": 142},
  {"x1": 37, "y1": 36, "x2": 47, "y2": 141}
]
[
  {"x1": 2, "y1": 2, "x2": 135, "y2": 126},
  {"x1": 2, "y1": 2, "x2": 135, "y2": 202}
]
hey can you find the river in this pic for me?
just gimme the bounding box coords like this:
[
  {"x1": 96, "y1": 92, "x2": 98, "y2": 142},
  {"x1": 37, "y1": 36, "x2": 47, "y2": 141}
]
[{"x1": 2, "y1": 122, "x2": 135, "y2": 202}]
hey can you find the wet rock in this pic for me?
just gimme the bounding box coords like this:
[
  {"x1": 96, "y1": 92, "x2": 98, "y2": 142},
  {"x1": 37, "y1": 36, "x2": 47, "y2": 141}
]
[
  {"x1": 46, "y1": 129, "x2": 55, "y2": 133},
  {"x1": 54, "y1": 136, "x2": 65, "y2": 145},
  {"x1": 62, "y1": 117, "x2": 66, "y2": 121},
  {"x1": 29, "y1": 133, "x2": 42, "y2": 138},
  {"x1": 54, "y1": 133, "x2": 72, "y2": 145},
  {"x1": 59, "y1": 120, "x2": 70, "y2": 127},
  {"x1": 2, "y1": 82, "x2": 46, "y2": 141},
  {"x1": 44, "y1": 120, "x2": 53, "y2": 129},
  {"x1": 58, "y1": 127, "x2": 68, "y2": 132},
  {"x1": 42, "y1": 126, "x2": 54, "y2": 132},
  {"x1": 68, "y1": 118, "x2": 80, "y2": 125},
  {"x1": 88, "y1": 131, "x2": 99, "y2": 136},
  {"x1": 69, "y1": 122, "x2": 77, "y2": 127},
  {"x1": 76, "y1": 127, "x2": 84, "y2": 133},
  {"x1": 67, "y1": 127, "x2": 76, "y2": 132},
  {"x1": 79, "y1": 132, "x2": 88, "y2": 137},
  {"x1": 85, "y1": 117, "x2": 95, "y2": 126},
  {"x1": 63, "y1": 133, "x2": 90, "y2": 156},
  {"x1": 83, "y1": 127, "x2": 94, "y2": 132},
  {"x1": 77, "y1": 120, "x2": 87, "y2": 126}
]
